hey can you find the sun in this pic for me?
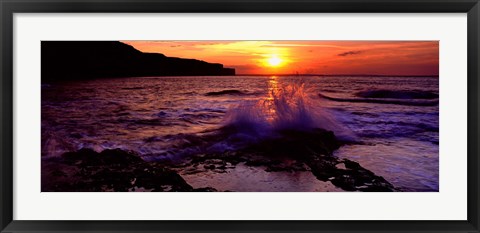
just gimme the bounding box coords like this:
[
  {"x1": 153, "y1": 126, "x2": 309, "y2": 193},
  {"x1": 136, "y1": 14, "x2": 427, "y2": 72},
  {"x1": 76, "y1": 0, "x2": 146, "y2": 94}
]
[{"x1": 266, "y1": 55, "x2": 283, "y2": 67}]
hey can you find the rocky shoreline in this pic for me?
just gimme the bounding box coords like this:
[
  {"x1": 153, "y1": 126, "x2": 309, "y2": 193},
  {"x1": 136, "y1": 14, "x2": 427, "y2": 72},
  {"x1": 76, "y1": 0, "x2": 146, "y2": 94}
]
[{"x1": 42, "y1": 128, "x2": 397, "y2": 192}]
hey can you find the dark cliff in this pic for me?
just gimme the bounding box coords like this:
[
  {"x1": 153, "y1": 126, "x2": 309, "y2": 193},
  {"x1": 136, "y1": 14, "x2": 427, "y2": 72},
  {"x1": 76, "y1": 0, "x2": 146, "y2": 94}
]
[{"x1": 41, "y1": 41, "x2": 235, "y2": 81}]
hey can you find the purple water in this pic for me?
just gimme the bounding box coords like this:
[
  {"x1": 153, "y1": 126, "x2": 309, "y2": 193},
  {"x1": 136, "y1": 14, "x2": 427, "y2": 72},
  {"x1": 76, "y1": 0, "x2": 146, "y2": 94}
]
[{"x1": 42, "y1": 75, "x2": 439, "y2": 191}]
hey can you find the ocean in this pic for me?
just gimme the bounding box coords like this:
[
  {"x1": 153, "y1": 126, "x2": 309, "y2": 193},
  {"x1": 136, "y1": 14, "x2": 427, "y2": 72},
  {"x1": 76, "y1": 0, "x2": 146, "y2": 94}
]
[{"x1": 42, "y1": 75, "x2": 439, "y2": 192}]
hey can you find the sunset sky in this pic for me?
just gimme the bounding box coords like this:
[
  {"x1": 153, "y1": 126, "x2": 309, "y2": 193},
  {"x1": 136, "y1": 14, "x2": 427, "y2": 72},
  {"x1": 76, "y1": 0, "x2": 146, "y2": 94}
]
[{"x1": 122, "y1": 41, "x2": 439, "y2": 76}]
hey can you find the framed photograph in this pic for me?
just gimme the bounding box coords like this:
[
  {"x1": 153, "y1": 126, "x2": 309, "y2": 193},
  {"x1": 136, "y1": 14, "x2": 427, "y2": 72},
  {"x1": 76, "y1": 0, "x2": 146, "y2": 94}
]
[{"x1": 1, "y1": 0, "x2": 479, "y2": 232}]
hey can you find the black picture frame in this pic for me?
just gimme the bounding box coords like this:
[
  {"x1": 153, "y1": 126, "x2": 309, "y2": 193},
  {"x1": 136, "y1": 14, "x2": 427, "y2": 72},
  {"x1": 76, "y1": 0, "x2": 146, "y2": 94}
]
[{"x1": 1, "y1": 0, "x2": 479, "y2": 232}]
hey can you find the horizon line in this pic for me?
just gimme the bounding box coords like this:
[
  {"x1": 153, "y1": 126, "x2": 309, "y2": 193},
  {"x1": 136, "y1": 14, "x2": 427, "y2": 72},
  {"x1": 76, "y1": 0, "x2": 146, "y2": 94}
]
[{"x1": 234, "y1": 74, "x2": 439, "y2": 77}]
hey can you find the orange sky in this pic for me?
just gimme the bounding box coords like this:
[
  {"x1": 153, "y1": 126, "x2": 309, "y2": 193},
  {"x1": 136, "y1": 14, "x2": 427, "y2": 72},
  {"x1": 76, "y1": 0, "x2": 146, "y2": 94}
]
[{"x1": 122, "y1": 41, "x2": 439, "y2": 76}]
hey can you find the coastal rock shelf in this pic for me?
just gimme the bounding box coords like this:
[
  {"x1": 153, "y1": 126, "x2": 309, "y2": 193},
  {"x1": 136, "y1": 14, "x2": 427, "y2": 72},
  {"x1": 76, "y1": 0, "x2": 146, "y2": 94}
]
[
  {"x1": 42, "y1": 148, "x2": 216, "y2": 192},
  {"x1": 42, "y1": 128, "x2": 397, "y2": 192}
]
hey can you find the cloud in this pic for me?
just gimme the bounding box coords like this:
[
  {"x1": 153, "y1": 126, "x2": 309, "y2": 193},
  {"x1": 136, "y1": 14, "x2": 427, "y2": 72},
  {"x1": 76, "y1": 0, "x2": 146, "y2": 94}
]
[{"x1": 338, "y1": 50, "x2": 362, "y2": 56}]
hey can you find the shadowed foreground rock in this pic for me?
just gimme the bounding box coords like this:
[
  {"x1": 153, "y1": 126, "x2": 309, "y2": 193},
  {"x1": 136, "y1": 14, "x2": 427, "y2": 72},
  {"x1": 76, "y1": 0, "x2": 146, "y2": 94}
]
[
  {"x1": 247, "y1": 129, "x2": 396, "y2": 191},
  {"x1": 42, "y1": 148, "x2": 215, "y2": 192},
  {"x1": 170, "y1": 127, "x2": 397, "y2": 192},
  {"x1": 42, "y1": 128, "x2": 396, "y2": 192}
]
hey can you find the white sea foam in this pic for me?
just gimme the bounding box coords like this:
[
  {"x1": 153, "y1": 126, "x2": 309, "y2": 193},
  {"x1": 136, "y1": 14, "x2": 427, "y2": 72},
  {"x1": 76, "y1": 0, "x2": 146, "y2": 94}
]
[{"x1": 223, "y1": 80, "x2": 355, "y2": 140}]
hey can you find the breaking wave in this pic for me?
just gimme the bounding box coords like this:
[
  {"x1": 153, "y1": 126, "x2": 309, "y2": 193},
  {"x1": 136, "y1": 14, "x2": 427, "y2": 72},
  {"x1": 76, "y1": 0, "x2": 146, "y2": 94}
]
[
  {"x1": 318, "y1": 93, "x2": 438, "y2": 106},
  {"x1": 223, "y1": 82, "x2": 354, "y2": 140},
  {"x1": 355, "y1": 90, "x2": 438, "y2": 99}
]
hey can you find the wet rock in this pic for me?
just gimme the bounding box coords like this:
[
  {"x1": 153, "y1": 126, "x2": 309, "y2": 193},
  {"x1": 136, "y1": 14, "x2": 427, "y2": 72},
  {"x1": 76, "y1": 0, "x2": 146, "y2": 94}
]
[
  {"x1": 335, "y1": 163, "x2": 347, "y2": 170},
  {"x1": 51, "y1": 169, "x2": 67, "y2": 177},
  {"x1": 208, "y1": 159, "x2": 226, "y2": 165},
  {"x1": 241, "y1": 128, "x2": 396, "y2": 191},
  {"x1": 204, "y1": 164, "x2": 216, "y2": 170},
  {"x1": 54, "y1": 127, "x2": 397, "y2": 192},
  {"x1": 307, "y1": 158, "x2": 396, "y2": 192},
  {"x1": 44, "y1": 148, "x2": 194, "y2": 192},
  {"x1": 61, "y1": 148, "x2": 144, "y2": 166},
  {"x1": 200, "y1": 128, "x2": 396, "y2": 192},
  {"x1": 242, "y1": 128, "x2": 341, "y2": 161},
  {"x1": 244, "y1": 158, "x2": 278, "y2": 167}
]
